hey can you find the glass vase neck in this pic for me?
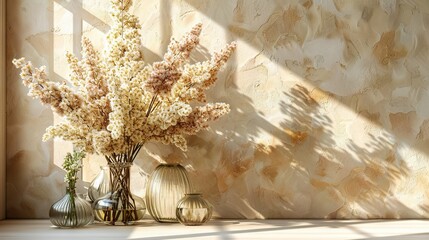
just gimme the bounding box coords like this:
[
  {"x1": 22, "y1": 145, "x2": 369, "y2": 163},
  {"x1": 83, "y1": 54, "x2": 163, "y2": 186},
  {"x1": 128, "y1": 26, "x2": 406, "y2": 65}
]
[{"x1": 66, "y1": 187, "x2": 76, "y2": 195}]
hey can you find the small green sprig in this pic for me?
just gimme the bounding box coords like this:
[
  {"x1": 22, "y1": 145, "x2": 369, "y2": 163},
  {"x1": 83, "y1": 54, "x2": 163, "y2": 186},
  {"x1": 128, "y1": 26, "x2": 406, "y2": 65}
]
[{"x1": 63, "y1": 150, "x2": 86, "y2": 192}]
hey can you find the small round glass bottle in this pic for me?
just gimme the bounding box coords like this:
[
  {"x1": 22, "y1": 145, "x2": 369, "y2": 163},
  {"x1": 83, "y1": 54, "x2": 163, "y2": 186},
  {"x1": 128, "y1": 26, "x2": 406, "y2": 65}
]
[{"x1": 176, "y1": 193, "x2": 212, "y2": 226}]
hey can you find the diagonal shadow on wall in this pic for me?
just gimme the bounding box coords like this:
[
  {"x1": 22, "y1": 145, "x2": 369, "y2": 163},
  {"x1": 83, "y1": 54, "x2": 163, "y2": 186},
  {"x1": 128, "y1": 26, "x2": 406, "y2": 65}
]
[{"x1": 179, "y1": 0, "x2": 429, "y2": 218}]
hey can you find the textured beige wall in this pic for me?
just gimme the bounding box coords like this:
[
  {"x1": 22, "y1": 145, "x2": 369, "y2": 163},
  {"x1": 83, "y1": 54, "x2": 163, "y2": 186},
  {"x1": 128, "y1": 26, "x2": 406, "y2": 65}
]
[
  {"x1": 6, "y1": 0, "x2": 429, "y2": 219},
  {"x1": 0, "y1": 0, "x2": 5, "y2": 220}
]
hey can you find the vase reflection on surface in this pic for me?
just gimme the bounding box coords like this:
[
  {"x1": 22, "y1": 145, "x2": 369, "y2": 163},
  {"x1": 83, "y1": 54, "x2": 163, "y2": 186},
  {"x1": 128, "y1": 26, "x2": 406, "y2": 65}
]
[
  {"x1": 176, "y1": 193, "x2": 212, "y2": 226},
  {"x1": 92, "y1": 162, "x2": 146, "y2": 225},
  {"x1": 146, "y1": 163, "x2": 192, "y2": 222},
  {"x1": 49, "y1": 189, "x2": 94, "y2": 228}
]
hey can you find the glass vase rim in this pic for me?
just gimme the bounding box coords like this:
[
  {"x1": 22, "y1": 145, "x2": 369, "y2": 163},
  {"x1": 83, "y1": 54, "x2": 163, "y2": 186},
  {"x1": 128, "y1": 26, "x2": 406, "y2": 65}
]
[
  {"x1": 108, "y1": 162, "x2": 133, "y2": 167},
  {"x1": 157, "y1": 163, "x2": 184, "y2": 167},
  {"x1": 184, "y1": 193, "x2": 203, "y2": 196}
]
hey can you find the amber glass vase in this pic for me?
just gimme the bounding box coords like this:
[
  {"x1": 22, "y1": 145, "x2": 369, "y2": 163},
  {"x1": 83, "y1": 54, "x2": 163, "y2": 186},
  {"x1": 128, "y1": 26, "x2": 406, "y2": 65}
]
[
  {"x1": 146, "y1": 163, "x2": 192, "y2": 222},
  {"x1": 176, "y1": 193, "x2": 213, "y2": 226}
]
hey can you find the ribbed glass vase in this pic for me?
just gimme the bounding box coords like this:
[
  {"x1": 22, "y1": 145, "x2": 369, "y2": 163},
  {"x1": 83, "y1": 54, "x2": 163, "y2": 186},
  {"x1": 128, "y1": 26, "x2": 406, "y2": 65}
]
[
  {"x1": 146, "y1": 163, "x2": 192, "y2": 222},
  {"x1": 49, "y1": 188, "x2": 94, "y2": 228},
  {"x1": 176, "y1": 193, "x2": 213, "y2": 226}
]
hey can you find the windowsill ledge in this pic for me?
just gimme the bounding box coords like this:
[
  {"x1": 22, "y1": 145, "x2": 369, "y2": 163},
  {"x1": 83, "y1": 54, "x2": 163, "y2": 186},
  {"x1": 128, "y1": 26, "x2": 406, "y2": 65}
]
[{"x1": 1, "y1": 219, "x2": 429, "y2": 239}]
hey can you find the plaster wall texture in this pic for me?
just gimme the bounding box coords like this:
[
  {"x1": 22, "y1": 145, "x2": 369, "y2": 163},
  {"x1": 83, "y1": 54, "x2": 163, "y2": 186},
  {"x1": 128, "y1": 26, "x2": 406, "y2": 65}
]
[{"x1": 6, "y1": 0, "x2": 429, "y2": 218}]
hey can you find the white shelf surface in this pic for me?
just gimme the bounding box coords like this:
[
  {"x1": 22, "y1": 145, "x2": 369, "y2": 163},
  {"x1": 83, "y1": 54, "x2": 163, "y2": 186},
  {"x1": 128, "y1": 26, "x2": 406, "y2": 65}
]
[{"x1": 1, "y1": 219, "x2": 429, "y2": 239}]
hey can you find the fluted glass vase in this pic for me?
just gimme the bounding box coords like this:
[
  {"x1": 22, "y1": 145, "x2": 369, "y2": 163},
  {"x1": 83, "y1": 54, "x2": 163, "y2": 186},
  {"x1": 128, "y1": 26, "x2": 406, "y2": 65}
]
[
  {"x1": 49, "y1": 188, "x2": 94, "y2": 228},
  {"x1": 93, "y1": 162, "x2": 146, "y2": 225},
  {"x1": 88, "y1": 166, "x2": 110, "y2": 202},
  {"x1": 176, "y1": 193, "x2": 212, "y2": 226},
  {"x1": 146, "y1": 163, "x2": 192, "y2": 222}
]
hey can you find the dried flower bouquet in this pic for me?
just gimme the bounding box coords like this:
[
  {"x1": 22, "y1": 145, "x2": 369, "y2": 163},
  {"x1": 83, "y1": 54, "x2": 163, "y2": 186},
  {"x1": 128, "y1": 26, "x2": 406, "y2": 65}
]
[{"x1": 13, "y1": 0, "x2": 235, "y2": 161}]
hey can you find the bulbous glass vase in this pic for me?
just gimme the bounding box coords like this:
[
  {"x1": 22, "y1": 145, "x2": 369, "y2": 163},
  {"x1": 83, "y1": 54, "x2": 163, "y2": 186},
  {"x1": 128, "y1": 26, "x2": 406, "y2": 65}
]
[
  {"x1": 146, "y1": 163, "x2": 192, "y2": 222},
  {"x1": 88, "y1": 166, "x2": 110, "y2": 202},
  {"x1": 176, "y1": 193, "x2": 213, "y2": 226},
  {"x1": 49, "y1": 188, "x2": 94, "y2": 228}
]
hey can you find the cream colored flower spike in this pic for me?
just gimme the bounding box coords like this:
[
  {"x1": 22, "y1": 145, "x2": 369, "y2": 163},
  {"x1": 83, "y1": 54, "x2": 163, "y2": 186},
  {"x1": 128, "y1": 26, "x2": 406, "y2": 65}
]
[{"x1": 12, "y1": 0, "x2": 235, "y2": 156}]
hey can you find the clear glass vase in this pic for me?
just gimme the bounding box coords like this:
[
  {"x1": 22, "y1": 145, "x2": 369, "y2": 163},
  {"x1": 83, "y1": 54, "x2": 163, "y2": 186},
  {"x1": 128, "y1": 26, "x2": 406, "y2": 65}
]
[
  {"x1": 176, "y1": 193, "x2": 213, "y2": 226},
  {"x1": 146, "y1": 163, "x2": 192, "y2": 222},
  {"x1": 49, "y1": 188, "x2": 94, "y2": 228},
  {"x1": 93, "y1": 162, "x2": 146, "y2": 225},
  {"x1": 88, "y1": 166, "x2": 110, "y2": 202}
]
